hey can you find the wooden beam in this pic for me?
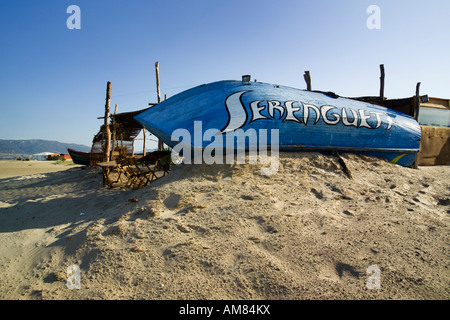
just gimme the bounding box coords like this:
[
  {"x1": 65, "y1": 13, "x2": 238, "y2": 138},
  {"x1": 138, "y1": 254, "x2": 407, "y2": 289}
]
[
  {"x1": 379, "y1": 64, "x2": 385, "y2": 102},
  {"x1": 414, "y1": 82, "x2": 421, "y2": 121},
  {"x1": 155, "y1": 62, "x2": 161, "y2": 104},
  {"x1": 303, "y1": 71, "x2": 311, "y2": 91},
  {"x1": 413, "y1": 82, "x2": 421, "y2": 170},
  {"x1": 103, "y1": 81, "x2": 111, "y2": 163},
  {"x1": 155, "y1": 62, "x2": 164, "y2": 150},
  {"x1": 143, "y1": 129, "x2": 146, "y2": 156},
  {"x1": 102, "y1": 81, "x2": 112, "y2": 186},
  {"x1": 110, "y1": 104, "x2": 118, "y2": 160}
]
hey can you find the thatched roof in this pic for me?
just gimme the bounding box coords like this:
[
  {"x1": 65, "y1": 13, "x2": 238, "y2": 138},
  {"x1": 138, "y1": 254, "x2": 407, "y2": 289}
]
[{"x1": 93, "y1": 107, "x2": 150, "y2": 143}]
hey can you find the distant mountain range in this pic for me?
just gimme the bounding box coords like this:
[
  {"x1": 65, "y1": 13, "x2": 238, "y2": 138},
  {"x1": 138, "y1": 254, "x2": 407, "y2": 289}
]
[{"x1": 0, "y1": 139, "x2": 91, "y2": 159}]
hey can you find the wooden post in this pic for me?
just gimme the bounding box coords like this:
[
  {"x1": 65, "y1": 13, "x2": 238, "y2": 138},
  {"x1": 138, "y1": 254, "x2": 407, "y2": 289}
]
[
  {"x1": 102, "y1": 81, "x2": 112, "y2": 186},
  {"x1": 155, "y1": 62, "x2": 164, "y2": 150},
  {"x1": 155, "y1": 62, "x2": 161, "y2": 104},
  {"x1": 143, "y1": 129, "x2": 147, "y2": 156},
  {"x1": 303, "y1": 71, "x2": 312, "y2": 91},
  {"x1": 379, "y1": 64, "x2": 385, "y2": 102},
  {"x1": 110, "y1": 104, "x2": 118, "y2": 160},
  {"x1": 413, "y1": 82, "x2": 421, "y2": 170},
  {"x1": 414, "y1": 82, "x2": 421, "y2": 121},
  {"x1": 104, "y1": 81, "x2": 111, "y2": 162}
]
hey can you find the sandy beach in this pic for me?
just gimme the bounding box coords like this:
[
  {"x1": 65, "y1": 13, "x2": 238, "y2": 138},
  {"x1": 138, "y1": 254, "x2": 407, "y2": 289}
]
[
  {"x1": 0, "y1": 154, "x2": 448, "y2": 300},
  {"x1": 0, "y1": 159, "x2": 82, "y2": 180}
]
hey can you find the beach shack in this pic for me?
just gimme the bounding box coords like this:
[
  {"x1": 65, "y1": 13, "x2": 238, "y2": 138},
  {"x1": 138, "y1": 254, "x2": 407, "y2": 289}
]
[
  {"x1": 91, "y1": 107, "x2": 151, "y2": 165},
  {"x1": 337, "y1": 66, "x2": 449, "y2": 167},
  {"x1": 32, "y1": 152, "x2": 57, "y2": 161},
  {"x1": 353, "y1": 96, "x2": 450, "y2": 166},
  {"x1": 416, "y1": 97, "x2": 450, "y2": 165}
]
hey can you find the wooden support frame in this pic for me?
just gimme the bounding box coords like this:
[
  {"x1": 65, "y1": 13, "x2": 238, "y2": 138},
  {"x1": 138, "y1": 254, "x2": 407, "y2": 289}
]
[
  {"x1": 110, "y1": 104, "x2": 118, "y2": 161},
  {"x1": 143, "y1": 129, "x2": 147, "y2": 156},
  {"x1": 104, "y1": 81, "x2": 111, "y2": 163},
  {"x1": 155, "y1": 62, "x2": 164, "y2": 150},
  {"x1": 102, "y1": 81, "x2": 112, "y2": 186}
]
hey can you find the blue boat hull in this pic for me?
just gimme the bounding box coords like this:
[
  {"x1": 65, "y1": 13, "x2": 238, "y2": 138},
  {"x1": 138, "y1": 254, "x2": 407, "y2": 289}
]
[{"x1": 134, "y1": 80, "x2": 421, "y2": 167}]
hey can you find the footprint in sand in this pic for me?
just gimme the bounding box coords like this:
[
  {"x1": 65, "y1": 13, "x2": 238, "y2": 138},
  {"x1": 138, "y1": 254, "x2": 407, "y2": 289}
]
[{"x1": 163, "y1": 193, "x2": 181, "y2": 210}]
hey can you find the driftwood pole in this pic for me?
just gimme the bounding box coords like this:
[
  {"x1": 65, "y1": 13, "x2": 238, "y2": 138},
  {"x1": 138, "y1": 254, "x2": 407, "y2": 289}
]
[
  {"x1": 102, "y1": 81, "x2": 112, "y2": 186},
  {"x1": 143, "y1": 129, "x2": 147, "y2": 156},
  {"x1": 110, "y1": 104, "x2": 118, "y2": 160},
  {"x1": 155, "y1": 62, "x2": 161, "y2": 104},
  {"x1": 379, "y1": 64, "x2": 385, "y2": 102},
  {"x1": 413, "y1": 82, "x2": 421, "y2": 170},
  {"x1": 155, "y1": 62, "x2": 164, "y2": 150},
  {"x1": 104, "y1": 81, "x2": 112, "y2": 162},
  {"x1": 303, "y1": 71, "x2": 312, "y2": 91},
  {"x1": 414, "y1": 82, "x2": 421, "y2": 121}
]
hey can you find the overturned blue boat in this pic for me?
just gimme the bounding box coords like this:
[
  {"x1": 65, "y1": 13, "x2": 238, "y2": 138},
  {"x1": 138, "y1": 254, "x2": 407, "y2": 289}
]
[{"x1": 134, "y1": 79, "x2": 421, "y2": 167}]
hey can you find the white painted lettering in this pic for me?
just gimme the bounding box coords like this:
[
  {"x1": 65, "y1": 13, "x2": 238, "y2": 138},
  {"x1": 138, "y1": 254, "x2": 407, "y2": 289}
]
[
  {"x1": 302, "y1": 103, "x2": 321, "y2": 125},
  {"x1": 358, "y1": 109, "x2": 372, "y2": 128},
  {"x1": 321, "y1": 106, "x2": 341, "y2": 125},
  {"x1": 370, "y1": 112, "x2": 383, "y2": 129},
  {"x1": 249, "y1": 100, "x2": 268, "y2": 122},
  {"x1": 267, "y1": 100, "x2": 284, "y2": 119},
  {"x1": 284, "y1": 101, "x2": 301, "y2": 122},
  {"x1": 342, "y1": 108, "x2": 359, "y2": 127}
]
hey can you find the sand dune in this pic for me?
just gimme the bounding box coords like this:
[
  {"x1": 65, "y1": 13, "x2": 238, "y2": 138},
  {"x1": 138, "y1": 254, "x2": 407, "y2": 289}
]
[{"x1": 0, "y1": 154, "x2": 448, "y2": 299}]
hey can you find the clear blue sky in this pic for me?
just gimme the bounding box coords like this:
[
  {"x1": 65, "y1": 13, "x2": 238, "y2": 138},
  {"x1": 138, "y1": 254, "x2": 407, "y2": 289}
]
[{"x1": 1, "y1": 0, "x2": 449, "y2": 147}]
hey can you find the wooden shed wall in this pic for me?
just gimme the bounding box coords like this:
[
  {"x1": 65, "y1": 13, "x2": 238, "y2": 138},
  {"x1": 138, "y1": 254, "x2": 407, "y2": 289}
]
[{"x1": 417, "y1": 126, "x2": 450, "y2": 166}]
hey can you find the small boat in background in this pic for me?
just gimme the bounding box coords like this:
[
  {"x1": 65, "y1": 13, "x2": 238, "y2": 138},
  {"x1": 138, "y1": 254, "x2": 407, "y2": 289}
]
[
  {"x1": 67, "y1": 148, "x2": 91, "y2": 166},
  {"x1": 134, "y1": 79, "x2": 421, "y2": 167}
]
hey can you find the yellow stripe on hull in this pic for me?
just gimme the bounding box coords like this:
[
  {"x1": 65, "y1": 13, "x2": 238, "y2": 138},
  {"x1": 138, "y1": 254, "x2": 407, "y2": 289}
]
[{"x1": 391, "y1": 154, "x2": 406, "y2": 164}]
